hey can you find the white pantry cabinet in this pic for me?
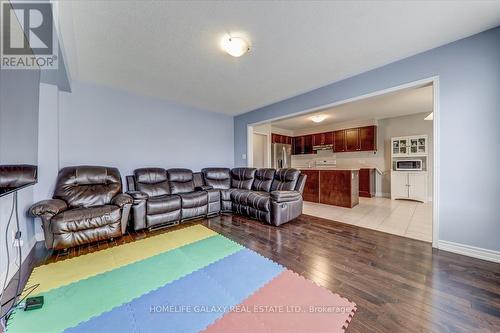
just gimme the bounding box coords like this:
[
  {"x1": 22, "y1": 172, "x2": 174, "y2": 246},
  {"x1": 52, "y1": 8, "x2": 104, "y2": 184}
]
[{"x1": 391, "y1": 171, "x2": 428, "y2": 203}]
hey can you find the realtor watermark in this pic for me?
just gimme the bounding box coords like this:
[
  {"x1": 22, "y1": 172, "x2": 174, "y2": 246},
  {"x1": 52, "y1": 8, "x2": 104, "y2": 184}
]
[
  {"x1": 150, "y1": 304, "x2": 353, "y2": 314},
  {"x1": 1, "y1": 1, "x2": 58, "y2": 69}
]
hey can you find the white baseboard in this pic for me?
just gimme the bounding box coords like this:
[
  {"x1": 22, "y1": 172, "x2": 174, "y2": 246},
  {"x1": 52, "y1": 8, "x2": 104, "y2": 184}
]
[
  {"x1": 375, "y1": 192, "x2": 391, "y2": 198},
  {"x1": 438, "y1": 240, "x2": 500, "y2": 263}
]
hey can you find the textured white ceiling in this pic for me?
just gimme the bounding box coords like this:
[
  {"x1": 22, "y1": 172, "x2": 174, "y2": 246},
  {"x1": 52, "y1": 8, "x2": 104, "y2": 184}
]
[
  {"x1": 271, "y1": 85, "x2": 433, "y2": 131},
  {"x1": 58, "y1": 1, "x2": 500, "y2": 115}
]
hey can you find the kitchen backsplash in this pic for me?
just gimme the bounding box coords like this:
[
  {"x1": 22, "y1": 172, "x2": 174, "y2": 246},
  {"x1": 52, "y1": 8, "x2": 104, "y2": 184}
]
[{"x1": 291, "y1": 149, "x2": 386, "y2": 171}]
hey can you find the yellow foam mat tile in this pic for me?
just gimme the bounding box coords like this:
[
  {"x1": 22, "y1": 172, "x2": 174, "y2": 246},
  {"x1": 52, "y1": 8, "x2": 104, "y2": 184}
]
[{"x1": 25, "y1": 224, "x2": 216, "y2": 296}]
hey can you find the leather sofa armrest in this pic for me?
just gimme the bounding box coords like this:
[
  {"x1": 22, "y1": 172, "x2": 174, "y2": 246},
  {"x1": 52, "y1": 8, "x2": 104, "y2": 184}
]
[
  {"x1": 126, "y1": 191, "x2": 148, "y2": 201},
  {"x1": 195, "y1": 185, "x2": 213, "y2": 191},
  {"x1": 112, "y1": 193, "x2": 133, "y2": 207},
  {"x1": 270, "y1": 190, "x2": 302, "y2": 203},
  {"x1": 30, "y1": 199, "x2": 67, "y2": 217}
]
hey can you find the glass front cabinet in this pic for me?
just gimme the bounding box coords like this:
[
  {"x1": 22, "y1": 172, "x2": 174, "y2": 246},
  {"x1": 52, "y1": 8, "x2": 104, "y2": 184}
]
[{"x1": 391, "y1": 135, "x2": 428, "y2": 157}]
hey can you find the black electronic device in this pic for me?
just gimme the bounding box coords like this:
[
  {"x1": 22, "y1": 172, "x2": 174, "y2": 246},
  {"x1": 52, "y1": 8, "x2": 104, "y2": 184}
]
[{"x1": 24, "y1": 296, "x2": 44, "y2": 311}]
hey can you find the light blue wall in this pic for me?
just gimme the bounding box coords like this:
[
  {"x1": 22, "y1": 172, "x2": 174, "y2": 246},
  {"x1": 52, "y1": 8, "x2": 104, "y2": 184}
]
[
  {"x1": 0, "y1": 69, "x2": 41, "y2": 284},
  {"x1": 59, "y1": 82, "x2": 234, "y2": 182},
  {"x1": 234, "y1": 26, "x2": 500, "y2": 251}
]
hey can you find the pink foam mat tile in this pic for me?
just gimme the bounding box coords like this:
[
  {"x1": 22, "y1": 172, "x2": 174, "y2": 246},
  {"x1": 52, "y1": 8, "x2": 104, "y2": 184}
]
[{"x1": 202, "y1": 269, "x2": 356, "y2": 333}]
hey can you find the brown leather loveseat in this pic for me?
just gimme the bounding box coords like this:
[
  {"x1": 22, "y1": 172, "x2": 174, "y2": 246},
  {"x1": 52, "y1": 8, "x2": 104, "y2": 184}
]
[{"x1": 30, "y1": 166, "x2": 133, "y2": 250}]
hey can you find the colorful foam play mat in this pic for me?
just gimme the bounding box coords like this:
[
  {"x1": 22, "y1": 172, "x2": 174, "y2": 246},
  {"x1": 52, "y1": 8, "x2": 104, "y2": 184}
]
[{"x1": 8, "y1": 225, "x2": 356, "y2": 332}]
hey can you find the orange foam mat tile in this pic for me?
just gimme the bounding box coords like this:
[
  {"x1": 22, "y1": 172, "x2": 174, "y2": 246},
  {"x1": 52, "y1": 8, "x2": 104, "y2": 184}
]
[{"x1": 202, "y1": 269, "x2": 357, "y2": 333}]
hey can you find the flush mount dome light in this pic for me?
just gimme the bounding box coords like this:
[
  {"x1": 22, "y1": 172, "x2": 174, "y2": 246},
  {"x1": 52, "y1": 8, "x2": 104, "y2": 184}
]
[
  {"x1": 222, "y1": 36, "x2": 250, "y2": 57},
  {"x1": 310, "y1": 115, "x2": 327, "y2": 123}
]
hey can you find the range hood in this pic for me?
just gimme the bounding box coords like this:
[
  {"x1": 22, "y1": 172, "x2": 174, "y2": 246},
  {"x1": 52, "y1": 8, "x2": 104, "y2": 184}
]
[{"x1": 312, "y1": 144, "x2": 333, "y2": 151}]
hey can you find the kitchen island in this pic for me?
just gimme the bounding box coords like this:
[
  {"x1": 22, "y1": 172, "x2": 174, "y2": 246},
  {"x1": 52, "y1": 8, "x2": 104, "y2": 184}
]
[{"x1": 300, "y1": 168, "x2": 359, "y2": 208}]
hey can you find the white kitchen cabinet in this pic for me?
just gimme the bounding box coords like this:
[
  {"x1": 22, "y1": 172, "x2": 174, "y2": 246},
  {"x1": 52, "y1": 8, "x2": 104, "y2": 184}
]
[
  {"x1": 391, "y1": 171, "x2": 428, "y2": 203},
  {"x1": 392, "y1": 135, "x2": 428, "y2": 157},
  {"x1": 408, "y1": 173, "x2": 427, "y2": 202},
  {"x1": 391, "y1": 172, "x2": 409, "y2": 199}
]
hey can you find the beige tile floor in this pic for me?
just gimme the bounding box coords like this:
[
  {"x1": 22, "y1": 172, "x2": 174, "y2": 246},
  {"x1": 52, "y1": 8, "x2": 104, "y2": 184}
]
[{"x1": 303, "y1": 197, "x2": 433, "y2": 242}]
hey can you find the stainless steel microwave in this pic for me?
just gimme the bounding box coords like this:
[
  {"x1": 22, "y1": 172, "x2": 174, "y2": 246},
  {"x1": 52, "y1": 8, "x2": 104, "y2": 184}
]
[{"x1": 395, "y1": 159, "x2": 423, "y2": 171}]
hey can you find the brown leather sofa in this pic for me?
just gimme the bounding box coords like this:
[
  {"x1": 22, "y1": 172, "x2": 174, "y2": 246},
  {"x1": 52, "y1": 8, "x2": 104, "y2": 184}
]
[
  {"x1": 30, "y1": 166, "x2": 133, "y2": 250},
  {"x1": 127, "y1": 167, "x2": 306, "y2": 230}
]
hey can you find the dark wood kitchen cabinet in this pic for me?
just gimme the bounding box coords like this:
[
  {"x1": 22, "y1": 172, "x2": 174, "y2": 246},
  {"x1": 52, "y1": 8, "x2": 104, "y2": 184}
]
[
  {"x1": 319, "y1": 170, "x2": 359, "y2": 208},
  {"x1": 333, "y1": 125, "x2": 377, "y2": 152},
  {"x1": 312, "y1": 132, "x2": 333, "y2": 146},
  {"x1": 291, "y1": 125, "x2": 376, "y2": 154},
  {"x1": 272, "y1": 133, "x2": 292, "y2": 145},
  {"x1": 333, "y1": 130, "x2": 346, "y2": 152},
  {"x1": 292, "y1": 135, "x2": 314, "y2": 155},
  {"x1": 300, "y1": 170, "x2": 320, "y2": 202},
  {"x1": 271, "y1": 133, "x2": 281, "y2": 144},
  {"x1": 345, "y1": 128, "x2": 360, "y2": 151},
  {"x1": 359, "y1": 126, "x2": 377, "y2": 151},
  {"x1": 359, "y1": 168, "x2": 375, "y2": 198}
]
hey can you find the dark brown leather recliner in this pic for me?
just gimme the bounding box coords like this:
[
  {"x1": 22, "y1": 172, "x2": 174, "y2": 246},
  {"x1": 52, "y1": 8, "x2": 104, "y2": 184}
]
[
  {"x1": 167, "y1": 169, "x2": 208, "y2": 220},
  {"x1": 229, "y1": 168, "x2": 305, "y2": 226},
  {"x1": 126, "y1": 168, "x2": 182, "y2": 231},
  {"x1": 30, "y1": 166, "x2": 133, "y2": 250},
  {"x1": 201, "y1": 167, "x2": 306, "y2": 226}
]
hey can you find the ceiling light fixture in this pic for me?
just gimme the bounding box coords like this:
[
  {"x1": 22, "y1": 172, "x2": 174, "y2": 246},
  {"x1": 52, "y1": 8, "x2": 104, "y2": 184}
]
[
  {"x1": 310, "y1": 115, "x2": 327, "y2": 123},
  {"x1": 221, "y1": 36, "x2": 250, "y2": 57},
  {"x1": 424, "y1": 112, "x2": 433, "y2": 121}
]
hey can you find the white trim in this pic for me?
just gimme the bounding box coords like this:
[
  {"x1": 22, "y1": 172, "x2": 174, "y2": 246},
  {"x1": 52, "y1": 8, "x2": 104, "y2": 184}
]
[
  {"x1": 438, "y1": 240, "x2": 500, "y2": 263},
  {"x1": 246, "y1": 125, "x2": 253, "y2": 167},
  {"x1": 432, "y1": 77, "x2": 440, "y2": 249}
]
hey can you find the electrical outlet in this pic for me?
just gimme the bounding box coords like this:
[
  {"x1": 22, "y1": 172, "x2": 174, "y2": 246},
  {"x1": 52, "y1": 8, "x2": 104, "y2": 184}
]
[{"x1": 12, "y1": 230, "x2": 23, "y2": 247}]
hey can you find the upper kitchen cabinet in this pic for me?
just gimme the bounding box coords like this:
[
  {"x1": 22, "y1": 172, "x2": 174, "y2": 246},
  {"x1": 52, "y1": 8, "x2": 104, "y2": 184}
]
[
  {"x1": 293, "y1": 135, "x2": 314, "y2": 155},
  {"x1": 333, "y1": 130, "x2": 346, "y2": 152},
  {"x1": 392, "y1": 135, "x2": 428, "y2": 157},
  {"x1": 312, "y1": 132, "x2": 333, "y2": 146},
  {"x1": 272, "y1": 133, "x2": 293, "y2": 145},
  {"x1": 291, "y1": 125, "x2": 377, "y2": 154},
  {"x1": 345, "y1": 128, "x2": 360, "y2": 151},
  {"x1": 271, "y1": 133, "x2": 282, "y2": 144},
  {"x1": 359, "y1": 126, "x2": 377, "y2": 151},
  {"x1": 334, "y1": 126, "x2": 377, "y2": 152}
]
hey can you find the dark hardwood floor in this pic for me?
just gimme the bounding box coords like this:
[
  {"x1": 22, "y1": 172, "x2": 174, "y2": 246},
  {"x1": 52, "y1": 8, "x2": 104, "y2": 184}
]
[{"x1": 4, "y1": 214, "x2": 500, "y2": 332}]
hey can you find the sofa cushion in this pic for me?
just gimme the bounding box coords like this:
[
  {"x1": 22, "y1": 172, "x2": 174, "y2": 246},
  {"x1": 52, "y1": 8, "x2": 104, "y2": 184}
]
[
  {"x1": 146, "y1": 195, "x2": 181, "y2": 215},
  {"x1": 167, "y1": 169, "x2": 195, "y2": 194},
  {"x1": 221, "y1": 188, "x2": 246, "y2": 201},
  {"x1": 134, "y1": 168, "x2": 170, "y2": 197},
  {"x1": 252, "y1": 168, "x2": 276, "y2": 192},
  {"x1": 179, "y1": 191, "x2": 208, "y2": 208},
  {"x1": 270, "y1": 168, "x2": 301, "y2": 191},
  {"x1": 54, "y1": 166, "x2": 122, "y2": 209},
  {"x1": 52, "y1": 205, "x2": 121, "y2": 233},
  {"x1": 202, "y1": 168, "x2": 231, "y2": 189},
  {"x1": 231, "y1": 190, "x2": 270, "y2": 212},
  {"x1": 231, "y1": 168, "x2": 256, "y2": 189}
]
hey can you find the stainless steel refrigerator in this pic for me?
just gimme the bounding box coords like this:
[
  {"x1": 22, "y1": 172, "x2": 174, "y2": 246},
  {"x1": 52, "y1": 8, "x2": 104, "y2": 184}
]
[{"x1": 271, "y1": 143, "x2": 292, "y2": 169}]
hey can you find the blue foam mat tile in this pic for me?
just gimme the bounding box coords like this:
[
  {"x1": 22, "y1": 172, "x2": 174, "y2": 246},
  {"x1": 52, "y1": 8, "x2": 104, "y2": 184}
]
[
  {"x1": 65, "y1": 249, "x2": 284, "y2": 333},
  {"x1": 202, "y1": 248, "x2": 284, "y2": 301}
]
